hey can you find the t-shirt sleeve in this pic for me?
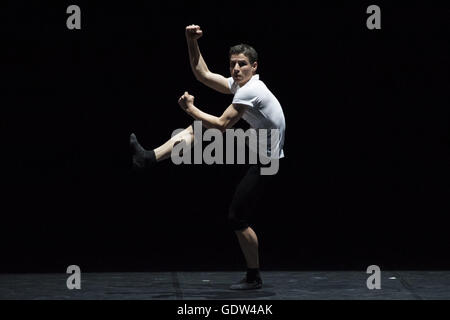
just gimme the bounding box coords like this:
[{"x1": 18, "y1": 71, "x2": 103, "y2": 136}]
[
  {"x1": 232, "y1": 84, "x2": 259, "y2": 108},
  {"x1": 227, "y1": 77, "x2": 239, "y2": 94}
]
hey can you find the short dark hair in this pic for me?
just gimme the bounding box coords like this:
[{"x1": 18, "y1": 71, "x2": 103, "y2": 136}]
[{"x1": 229, "y1": 44, "x2": 258, "y2": 64}]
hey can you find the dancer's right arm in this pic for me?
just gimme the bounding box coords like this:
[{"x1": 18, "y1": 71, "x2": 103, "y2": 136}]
[{"x1": 186, "y1": 25, "x2": 231, "y2": 94}]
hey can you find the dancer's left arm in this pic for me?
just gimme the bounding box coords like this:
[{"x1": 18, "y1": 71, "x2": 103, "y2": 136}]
[{"x1": 178, "y1": 91, "x2": 246, "y2": 132}]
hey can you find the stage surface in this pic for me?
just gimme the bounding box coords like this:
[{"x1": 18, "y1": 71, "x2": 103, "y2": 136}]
[{"x1": 1, "y1": 271, "x2": 449, "y2": 300}]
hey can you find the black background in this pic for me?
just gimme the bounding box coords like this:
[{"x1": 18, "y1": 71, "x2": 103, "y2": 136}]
[{"x1": 1, "y1": 1, "x2": 449, "y2": 272}]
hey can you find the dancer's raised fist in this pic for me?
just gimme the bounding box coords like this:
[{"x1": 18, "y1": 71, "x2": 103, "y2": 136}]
[
  {"x1": 178, "y1": 91, "x2": 195, "y2": 112},
  {"x1": 185, "y1": 24, "x2": 203, "y2": 40}
]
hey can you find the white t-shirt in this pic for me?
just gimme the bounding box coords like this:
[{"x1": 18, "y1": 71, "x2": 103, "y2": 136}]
[{"x1": 228, "y1": 74, "x2": 286, "y2": 159}]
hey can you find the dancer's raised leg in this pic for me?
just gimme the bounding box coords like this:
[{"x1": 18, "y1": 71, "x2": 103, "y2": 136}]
[{"x1": 130, "y1": 125, "x2": 194, "y2": 169}]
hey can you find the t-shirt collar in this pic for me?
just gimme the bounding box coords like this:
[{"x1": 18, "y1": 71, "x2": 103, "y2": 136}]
[{"x1": 238, "y1": 74, "x2": 259, "y2": 88}]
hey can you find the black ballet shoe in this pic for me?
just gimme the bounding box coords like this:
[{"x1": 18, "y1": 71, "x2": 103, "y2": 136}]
[
  {"x1": 229, "y1": 277, "x2": 263, "y2": 290},
  {"x1": 130, "y1": 133, "x2": 156, "y2": 170}
]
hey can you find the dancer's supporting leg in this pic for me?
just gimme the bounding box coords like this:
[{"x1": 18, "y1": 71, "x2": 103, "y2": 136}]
[
  {"x1": 235, "y1": 226, "x2": 262, "y2": 287},
  {"x1": 235, "y1": 227, "x2": 260, "y2": 270},
  {"x1": 228, "y1": 164, "x2": 267, "y2": 290}
]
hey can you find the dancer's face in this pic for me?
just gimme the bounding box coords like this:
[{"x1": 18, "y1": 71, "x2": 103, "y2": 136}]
[{"x1": 229, "y1": 53, "x2": 257, "y2": 87}]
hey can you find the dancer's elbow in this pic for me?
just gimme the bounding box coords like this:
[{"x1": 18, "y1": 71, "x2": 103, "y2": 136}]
[{"x1": 215, "y1": 118, "x2": 228, "y2": 132}]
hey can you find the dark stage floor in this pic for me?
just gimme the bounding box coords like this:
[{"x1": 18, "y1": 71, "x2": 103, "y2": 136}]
[{"x1": 1, "y1": 271, "x2": 449, "y2": 300}]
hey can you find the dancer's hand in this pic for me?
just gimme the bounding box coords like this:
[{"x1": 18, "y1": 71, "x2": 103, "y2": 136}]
[
  {"x1": 178, "y1": 91, "x2": 195, "y2": 113},
  {"x1": 185, "y1": 24, "x2": 203, "y2": 40}
]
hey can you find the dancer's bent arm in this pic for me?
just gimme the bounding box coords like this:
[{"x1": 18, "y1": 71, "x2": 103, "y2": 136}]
[
  {"x1": 178, "y1": 92, "x2": 245, "y2": 132},
  {"x1": 186, "y1": 24, "x2": 231, "y2": 94}
]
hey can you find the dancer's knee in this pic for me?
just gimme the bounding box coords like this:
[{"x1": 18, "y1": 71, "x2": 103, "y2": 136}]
[
  {"x1": 228, "y1": 207, "x2": 249, "y2": 231},
  {"x1": 180, "y1": 126, "x2": 194, "y2": 144}
]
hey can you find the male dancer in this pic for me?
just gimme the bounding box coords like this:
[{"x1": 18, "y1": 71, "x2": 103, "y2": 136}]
[{"x1": 130, "y1": 25, "x2": 285, "y2": 290}]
